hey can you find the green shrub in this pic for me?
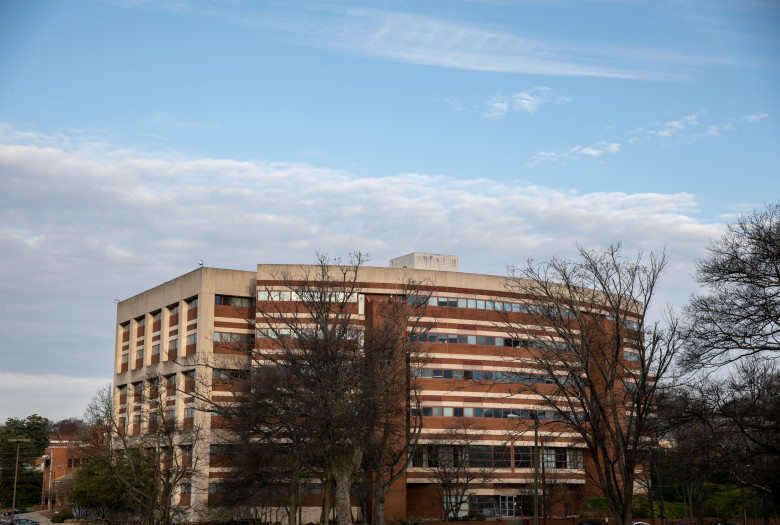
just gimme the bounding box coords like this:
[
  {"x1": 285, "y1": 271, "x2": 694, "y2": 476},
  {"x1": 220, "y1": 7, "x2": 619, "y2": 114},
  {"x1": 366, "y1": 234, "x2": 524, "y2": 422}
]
[
  {"x1": 587, "y1": 497, "x2": 610, "y2": 511},
  {"x1": 51, "y1": 512, "x2": 74, "y2": 523}
]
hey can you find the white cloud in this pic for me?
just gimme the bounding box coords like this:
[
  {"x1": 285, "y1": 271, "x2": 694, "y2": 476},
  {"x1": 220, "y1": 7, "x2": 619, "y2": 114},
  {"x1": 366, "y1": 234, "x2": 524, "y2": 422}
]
[
  {"x1": 628, "y1": 110, "x2": 768, "y2": 142},
  {"x1": 696, "y1": 112, "x2": 769, "y2": 137},
  {"x1": 537, "y1": 108, "x2": 769, "y2": 165},
  {"x1": 0, "y1": 126, "x2": 725, "y2": 419},
  {"x1": 236, "y1": 7, "x2": 697, "y2": 80},
  {"x1": 484, "y1": 95, "x2": 510, "y2": 120},
  {"x1": 529, "y1": 141, "x2": 621, "y2": 166},
  {"x1": 513, "y1": 88, "x2": 549, "y2": 113},
  {"x1": 742, "y1": 112, "x2": 769, "y2": 123},
  {"x1": 483, "y1": 87, "x2": 564, "y2": 120},
  {"x1": 655, "y1": 114, "x2": 700, "y2": 137},
  {"x1": 581, "y1": 142, "x2": 620, "y2": 156}
]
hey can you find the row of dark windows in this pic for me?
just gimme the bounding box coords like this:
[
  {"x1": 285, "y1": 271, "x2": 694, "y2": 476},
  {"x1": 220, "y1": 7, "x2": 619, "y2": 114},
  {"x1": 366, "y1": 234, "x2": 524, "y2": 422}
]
[
  {"x1": 117, "y1": 407, "x2": 194, "y2": 428},
  {"x1": 414, "y1": 367, "x2": 556, "y2": 384},
  {"x1": 120, "y1": 301, "x2": 191, "y2": 332},
  {"x1": 213, "y1": 332, "x2": 254, "y2": 344},
  {"x1": 412, "y1": 444, "x2": 584, "y2": 470},
  {"x1": 413, "y1": 406, "x2": 567, "y2": 421},
  {"x1": 406, "y1": 295, "x2": 570, "y2": 316},
  {"x1": 209, "y1": 444, "x2": 237, "y2": 455},
  {"x1": 409, "y1": 332, "x2": 569, "y2": 351},
  {"x1": 215, "y1": 295, "x2": 254, "y2": 308},
  {"x1": 212, "y1": 369, "x2": 249, "y2": 380},
  {"x1": 117, "y1": 370, "x2": 195, "y2": 398},
  {"x1": 407, "y1": 296, "x2": 641, "y2": 333}
]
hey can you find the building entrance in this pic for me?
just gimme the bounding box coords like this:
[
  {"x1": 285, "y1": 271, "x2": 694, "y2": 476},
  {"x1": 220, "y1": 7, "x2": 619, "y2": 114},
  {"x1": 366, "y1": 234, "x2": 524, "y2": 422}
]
[
  {"x1": 499, "y1": 495, "x2": 535, "y2": 518},
  {"x1": 500, "y1": 495, "x2": 517, "y2": 517}
]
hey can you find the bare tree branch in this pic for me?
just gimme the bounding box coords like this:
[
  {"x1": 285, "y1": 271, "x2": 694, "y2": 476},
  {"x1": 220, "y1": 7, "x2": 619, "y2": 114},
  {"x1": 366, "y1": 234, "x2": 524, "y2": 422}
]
[{"x1": 501, "y1": 244, "x2": 682, "y2": 525}]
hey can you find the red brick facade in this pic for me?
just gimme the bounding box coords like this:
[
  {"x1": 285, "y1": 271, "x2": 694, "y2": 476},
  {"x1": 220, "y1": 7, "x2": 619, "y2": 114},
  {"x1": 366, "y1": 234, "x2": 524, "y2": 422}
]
[{"x1": 112, "y1": 259, "x2": 637, "y2": 522}]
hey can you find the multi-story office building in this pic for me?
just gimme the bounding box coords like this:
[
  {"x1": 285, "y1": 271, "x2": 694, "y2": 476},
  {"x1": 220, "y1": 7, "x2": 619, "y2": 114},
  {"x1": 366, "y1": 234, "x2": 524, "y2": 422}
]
[{"x1": 113, "y1": 253, "x2": 630, "y2": 521}]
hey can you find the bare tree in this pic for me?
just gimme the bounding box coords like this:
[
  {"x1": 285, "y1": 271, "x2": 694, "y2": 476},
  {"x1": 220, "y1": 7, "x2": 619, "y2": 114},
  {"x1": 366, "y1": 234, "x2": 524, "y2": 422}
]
[
  {"x1": 359, "y1": 290, "x2": 430, "y2": 525},
  {"x1": 81, "y1": 378, "x2": 202, "y2": 525},
  {"x1": 207, "y1": 363, "x2": 320, "y2": 525},
  {"x1": 536, "y1": 434, "x2": 586, "y2": 519},
  {"x1": 666, "y1": 358, "x2": 780, "y2": 522},
  {"x1": 252, "y1": 252, "x2": 371, "y2": 525},
  {"x1": 502, "y1": 244, "x2": 682, "y2": 525},
  {"x1": 655, "y1": 385, "x2": 726, "y2": 525},
  {"x1": 682, "y1": 202, "x2": 780, "y2": 369},
  {"x1": 670, "y1": 203, "x2": 780, "y2": 521},
  {"x1": 543, "y1": 478, "x2": 582, "y2": 519},
  {"x1": 416, "y1": 418, "x2": 503, "y2": 520},
  {"x1": 210, "y1": 253, "x2": 430, "y2": 525}
]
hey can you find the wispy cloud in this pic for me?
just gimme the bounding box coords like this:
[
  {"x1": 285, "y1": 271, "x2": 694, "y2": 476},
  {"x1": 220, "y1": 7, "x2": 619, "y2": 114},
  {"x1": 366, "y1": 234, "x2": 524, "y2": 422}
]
[
  {"x1": 630, "y1": 111, "x2": 770, "y2": 141},
  {"x1": 513, "y1": 90, "x2": 547, "y2": 113},
  {"x1": 528, "y1": 141, "x2": 621, "y2": 166},
  {"x1": 232, "y1": 7, "x2": 700, "y2": 80},
  {"x1": 100, "y1": 1, "x2": 772, "y2": 81},
  {"x1": 483, "y1": 87, "x2": 568, "y2": 120},
  {"x1": 654, "y1": 114, "x2": 700, "y2": 137},
  {"x1": 700, "y1": 112, "x2": 770, "y2": 137},
  {"x1": 741, "y1": 112, "x2": 769, "y2": 123},
  {"x1": 484, "y1": 95, "x2": 510, "y2": 120},
  {"x1": 534, "y1": 110, "x2": 770, "y2": 165}
]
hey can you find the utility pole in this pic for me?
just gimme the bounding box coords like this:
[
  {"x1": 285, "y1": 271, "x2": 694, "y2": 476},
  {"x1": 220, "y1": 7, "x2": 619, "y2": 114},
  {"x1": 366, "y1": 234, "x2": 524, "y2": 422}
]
[
  {"x1": 10, "y1": 438, "x2": 32, "y2": 523},
  {"x1": 541, "y1": 433, "x2": 547, "y2": 525},
  {"x1": 49, "y1": 469, "x2": 55, "y2": 512},
  {"x1": 533, "y1": 414, "x2": 539, "y2": 525}
]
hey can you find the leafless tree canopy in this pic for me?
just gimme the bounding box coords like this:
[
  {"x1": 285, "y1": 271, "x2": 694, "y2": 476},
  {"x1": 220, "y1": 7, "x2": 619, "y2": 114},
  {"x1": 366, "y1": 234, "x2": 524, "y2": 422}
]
[
  {"x1": 359, "y1": 290, "x2": 430, "y2": 525},
  {"x1": 682, "y1": 202, "x2": 780, "y2": 369},
  {"x1": 504, "y1": 244, "x2": 682, "y2": 525},
  {"x1": 80, "y1": 379, "x2": 201, "y2": 525},
  {"x1": 415, "y1": 418, "x2": 502, "y2": 521},
  {"x1": 658, "y1": 358, "x2": 780, "y2": 521},
  {"x1": 210, "y1": 252, "x2": 430, "y2": 525}
]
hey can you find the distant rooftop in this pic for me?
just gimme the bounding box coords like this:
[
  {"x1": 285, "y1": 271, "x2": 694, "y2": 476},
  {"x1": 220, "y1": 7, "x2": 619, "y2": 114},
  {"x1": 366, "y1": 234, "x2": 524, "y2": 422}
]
[{"x1": 389, "y1": 252, "x2": 458, "y2": 272}]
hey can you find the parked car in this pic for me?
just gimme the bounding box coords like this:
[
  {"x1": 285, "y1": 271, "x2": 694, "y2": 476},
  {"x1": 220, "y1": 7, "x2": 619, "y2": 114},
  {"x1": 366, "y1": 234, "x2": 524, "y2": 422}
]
[
  {"x1": 1, "y1": 519, "x2": 40, "y2": 525},
  {"x1": 633, "y1": 521, "x2": 652, "y2": 525}
]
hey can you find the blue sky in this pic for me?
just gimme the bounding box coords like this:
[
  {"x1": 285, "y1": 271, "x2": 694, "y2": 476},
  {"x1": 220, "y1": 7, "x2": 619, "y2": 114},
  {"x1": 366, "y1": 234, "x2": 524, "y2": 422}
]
[{"x1": 1, "y1": 0, "x2": 778, "y2": 421}]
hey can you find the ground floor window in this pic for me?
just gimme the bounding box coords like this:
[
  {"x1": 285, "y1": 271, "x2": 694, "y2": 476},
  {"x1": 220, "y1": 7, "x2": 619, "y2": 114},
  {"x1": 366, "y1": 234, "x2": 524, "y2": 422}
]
[
  {"x1": 467, "y1": 494, "x2": 537, "y2": 518},
  {"x1": 469, "y1": 495, "x2": 499, "y2": 517},
  {"x1": 445, "y1": 495, "x2": 469, "y2": 518}
]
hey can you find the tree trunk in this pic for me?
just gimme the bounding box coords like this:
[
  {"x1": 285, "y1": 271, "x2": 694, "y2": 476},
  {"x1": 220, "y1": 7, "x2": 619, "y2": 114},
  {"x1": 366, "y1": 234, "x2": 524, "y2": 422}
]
[
  {"x1": 333, "y1": 467, "x2": 353, "y2": 525},
  {"x1": 648, "y1": 482, "x2": 655, "y2": 524},
  {"x1": 333, "y1": 448, "x2": 363, "y2": 525},
  {"x1": 358, "y1": 480, "x2": 368, "y2": 525},
  {"x1": 373, "y1": 478, "x2": 386, "y2": 525},
  {"x1": 289, "y1": 479, "x2": 299, "y2": 525},
  {"x1": 321, "y1": 471, "x2": 333, "y2": 525},
  {"x1": 621, "y1": 477, "x2": 634, "y2": 525}
]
